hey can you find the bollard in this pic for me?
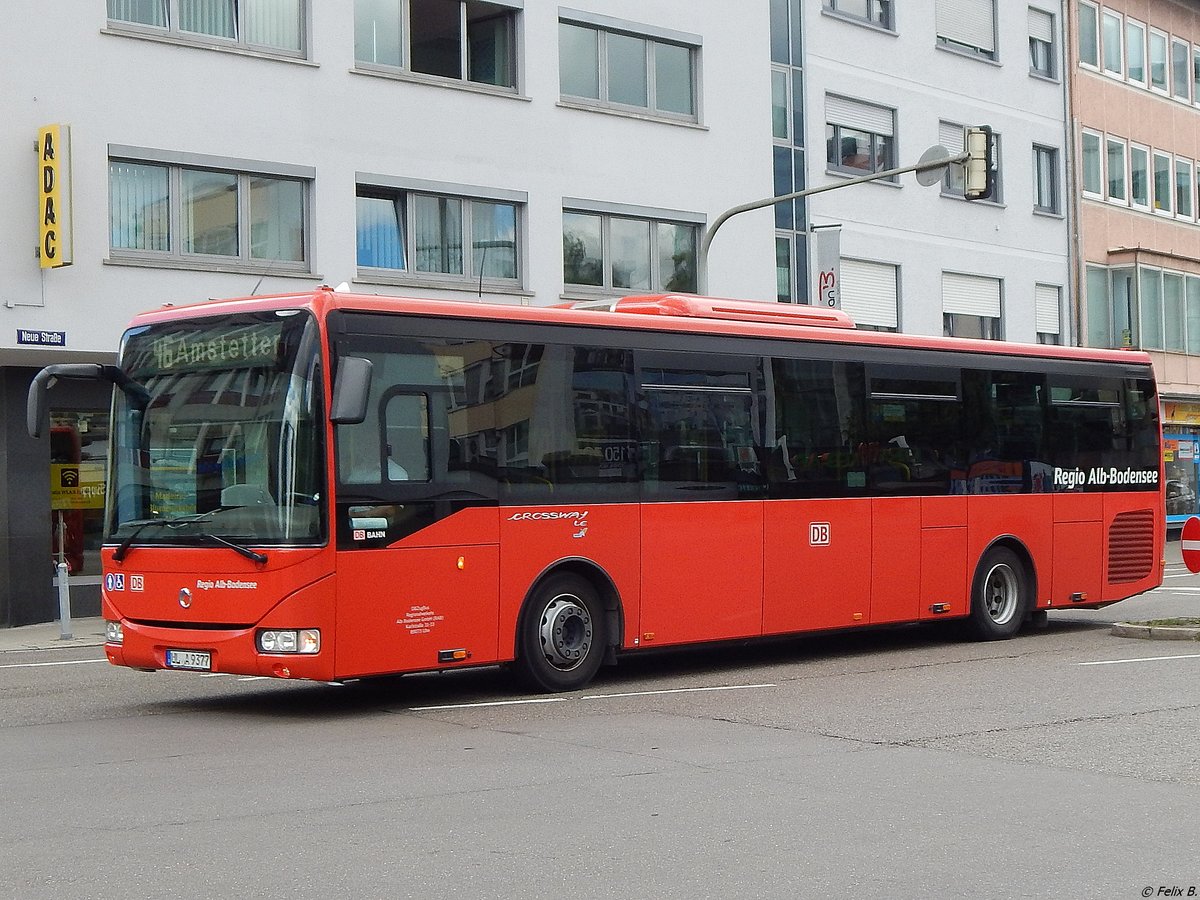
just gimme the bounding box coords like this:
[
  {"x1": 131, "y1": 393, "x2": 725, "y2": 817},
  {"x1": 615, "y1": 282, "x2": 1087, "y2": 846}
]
[{"x1": 55, "y1": 561, "x2": 73, "y2": 640}]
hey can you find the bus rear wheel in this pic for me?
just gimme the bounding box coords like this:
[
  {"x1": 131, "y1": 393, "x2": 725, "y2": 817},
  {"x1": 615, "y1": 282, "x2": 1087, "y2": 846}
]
[
  {"x1": 516, "y1": 574, "x2": 607, "y2": 693},
  {"x1": 965, "y1": 546, "x2": 1028, "y2": 641}
]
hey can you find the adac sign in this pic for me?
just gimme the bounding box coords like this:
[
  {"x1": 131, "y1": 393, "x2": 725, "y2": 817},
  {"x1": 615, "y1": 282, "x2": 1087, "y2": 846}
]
[{"x1": 38, "y1": 124, "x2": 72, "y2": 269}]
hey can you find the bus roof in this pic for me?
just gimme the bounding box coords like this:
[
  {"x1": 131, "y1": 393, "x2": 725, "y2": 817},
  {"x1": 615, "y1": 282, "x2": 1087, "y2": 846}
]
[{"x1": 130, "y1": 286, "x2": 1153, "y2": 369}]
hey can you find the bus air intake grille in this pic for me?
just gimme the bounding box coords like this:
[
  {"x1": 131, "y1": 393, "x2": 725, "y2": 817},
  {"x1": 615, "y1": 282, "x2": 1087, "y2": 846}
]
[{"x1": 1107, "y1": 510, "x2": 1155, "y2": 584}]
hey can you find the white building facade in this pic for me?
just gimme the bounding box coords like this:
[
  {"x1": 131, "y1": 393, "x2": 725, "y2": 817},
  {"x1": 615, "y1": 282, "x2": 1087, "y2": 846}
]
[
  {"x1": 2, "y1": 1, "x2": 776, "y2": 625},
  {"x1": 788, "y1": 0, "x2": 1072, "y2": 343}
]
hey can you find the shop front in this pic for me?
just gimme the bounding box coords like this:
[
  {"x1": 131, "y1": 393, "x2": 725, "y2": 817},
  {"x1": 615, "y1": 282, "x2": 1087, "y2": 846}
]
[{"x1": 1163, "y1": 401, "x2": 1200, "y2": 529}]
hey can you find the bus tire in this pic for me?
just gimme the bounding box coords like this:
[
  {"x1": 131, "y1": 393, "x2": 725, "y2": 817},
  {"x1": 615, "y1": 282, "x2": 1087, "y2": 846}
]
[
  {"x1": 965, "y1": 546, "x2": 1028, "y2": 641},
  {"x1": 516, "y1": 573, "x2": 607, "y2": 693}
]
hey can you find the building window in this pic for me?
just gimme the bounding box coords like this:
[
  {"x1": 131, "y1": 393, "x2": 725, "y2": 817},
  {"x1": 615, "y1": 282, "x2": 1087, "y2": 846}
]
[
  {"x1": 776, "y1": 234, "x2": 794, "y2": 302},
  {"x1": 1090, "y1": 265, "x2": 1200, "y2": 351},
  {"x1": 1078, "y1": 1, "x2": 1099, "y2": 68},
  {"x1": 1153, "y1": 151, "x2": 1172, "y2": 213},
  {"x1": 562, "y1": 208, "x2": 699, "y2": 294},
  {"x1": 1140, "y1": 268, "x2": 1163, "y2": 349},
  {"x1": 106, "y1": 0, "x2": 305, "y2": 54},
  {"x1": 1085, "y1": 265, "x2": 1110, "y2": 347},
  {"x1": 1106, "y1": 137, "x2": 1127, "y2": 203},
  {"x1": 1028, "y1": 7, "x2": 1054, "y2": 78},
  {"x1": 1081, "y1": 130, "x2": 1103, "y2": 197},
  {"x1": 1101, "y1": 9, "x2": 1122, "y2": 76},
  {"x1": 1164, "y1": 272, "x2": 1186, "y2": 351},
  {"x1": 1189, "y1": 275, "x2": 1200, "y2": 354},
  {"x1": 772, "y1": 67, "x2": 791, "y2": 141},
  {"x1": 109, "y1": 157, "x2": 308, "y2": 269},
  {"x1": 840, "y1": 258, "x2": 899, "y2": 331},
  {"x1": 1125, "y1": 19, "x2": 1146, "y2": 85},
  {"x1": 1033, "y1": 145, "x2": 1059, "y2": 213},
  {"x1": 354, "y1": 0, "x2": 517, "y2": 89},
  {"x1": 558, "y1": 17, "x2": 699, "y2": 121},
  {"x1": 941, "y1": 120, "x2": 1001, "y2": 201},
  {"x1": 826, "y1": 95, "x2": 895, "y2": 179},
  {"x1": 943, "y1": 272, "x2": 1002, "y2": 339},
  {"x1": 935, "y1": 0, "x2": 996, "y2": 60},
  {"x1": 1130, "y1": 144, "x2": 1150, "y2": 209},
  {"x1": 1035, "y1": 283, "x2": 1062, "y2": 344},
  {"x1": 1149, "y1": 29, "x2": 1168, "y2": 92},
  {"x1": 1193, "y1": 45, "x2": 1200, "y2": 105},
  {"x1": 1173, "y1": 38, "x2": 1192, "y2": 101},
  {"x1": 1177, "y1": 157, "x2": 1194, "y2": 219},
  {"x1": 356, "y1": 183, "x2": 520, "y2": 287},
  {"x1": 824, "y1": 0, "x2": 893, "y2": 30}
]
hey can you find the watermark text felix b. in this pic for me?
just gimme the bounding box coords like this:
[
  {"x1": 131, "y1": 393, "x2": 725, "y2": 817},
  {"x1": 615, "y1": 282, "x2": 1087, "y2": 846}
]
[{"x1": 1143, "y1": 887, "x2": 1197, "y2": 897}]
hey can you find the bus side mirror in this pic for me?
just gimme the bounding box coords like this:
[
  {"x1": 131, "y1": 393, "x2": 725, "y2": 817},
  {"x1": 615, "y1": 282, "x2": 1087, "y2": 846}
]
[
  {"x1": 27, "y1": 364, "x2": 104, "y2": 438},
  {"x1": 27, "y1": 364, "x2": 150, "y2": 438},
  {"x1": 330, "y1": 356, "x2": 373, "y2": 425}
]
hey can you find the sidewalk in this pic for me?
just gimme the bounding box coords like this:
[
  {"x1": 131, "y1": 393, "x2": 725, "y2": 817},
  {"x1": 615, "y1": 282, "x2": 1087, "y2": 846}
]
[{"x1": 0, "y1": 617, "x2": 106, "y2": 653}]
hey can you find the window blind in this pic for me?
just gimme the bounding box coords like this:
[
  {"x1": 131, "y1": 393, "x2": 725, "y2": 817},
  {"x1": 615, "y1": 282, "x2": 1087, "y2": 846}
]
[
  {"x1": 936, "y1": 0, "x2": 996, "y2": 52},
  {"x1": 1035, "y1": 283, "x2": 1061, "y2": 334},
  {"x1": 939, "y1": 121, "x2": 964, "y2": 154},
  {"x1": 840, "y1": 259, "x2": 899, "y2": 329},
  {"x1": 942, "y1": 271, "x2": 1001, "y2": 317},
  {"x1": 1028, "y1": 8, "x2": 1053, "y2": 44},
  {"x1": 825, "y1": 94, "x2": 893, "y2": 136}
]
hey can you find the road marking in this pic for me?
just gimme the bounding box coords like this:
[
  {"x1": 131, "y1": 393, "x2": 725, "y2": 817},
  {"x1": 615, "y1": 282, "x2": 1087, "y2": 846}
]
[
  {"x1": 581, "y1": 683, "x2": 777, "y2": 701},
  {"x1": 0, "y1": 658, "x2": 107, "y2": 670},
  {"x1": 409, "y1": 682, "x2": 776, "y2": 712},
  {"x1": 1078, "y1": 653, "x2": 1200, "y2": 667},
  {"x1": 410, "y1": 697, "x2": 568, "y2": 711}
]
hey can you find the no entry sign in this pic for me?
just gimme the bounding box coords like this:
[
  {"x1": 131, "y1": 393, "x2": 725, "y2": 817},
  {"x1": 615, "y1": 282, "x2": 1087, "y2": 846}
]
[{"x1": 1182, "y1": 516, "x2": 1200, "y2": 573}]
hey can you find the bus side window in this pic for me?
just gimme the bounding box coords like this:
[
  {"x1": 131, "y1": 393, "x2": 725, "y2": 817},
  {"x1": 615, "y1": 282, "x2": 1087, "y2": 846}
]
[
  {"x1": 637, "y1": 356, "x2": 763, "y2": 498},
  {"x1": 382, "y1": 393, "x2": 430, "y2": 481}
]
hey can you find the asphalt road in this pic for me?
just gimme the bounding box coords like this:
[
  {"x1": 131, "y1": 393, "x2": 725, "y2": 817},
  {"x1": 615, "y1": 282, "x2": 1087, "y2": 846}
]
[{"x1": 2, "y1": 555, "x2": 1198, "y2": 899}]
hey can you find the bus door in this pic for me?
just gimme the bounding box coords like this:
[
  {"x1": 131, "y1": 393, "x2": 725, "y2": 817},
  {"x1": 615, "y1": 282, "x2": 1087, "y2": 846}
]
[
  {"x1": 636, "y1": 351, "x2": 766, "y2": 645},
  {"x1": 863, "y1": 364, "x2": 968, "y2": 623},
  {"x1": 331, "y1": 334, "x2": 501, "y2": 678}
]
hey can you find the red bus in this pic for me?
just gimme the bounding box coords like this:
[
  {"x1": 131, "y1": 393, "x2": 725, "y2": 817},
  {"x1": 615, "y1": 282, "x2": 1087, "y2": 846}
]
[{"x1": 28, "y1": 288, "x2": 1164, "y2": 691}]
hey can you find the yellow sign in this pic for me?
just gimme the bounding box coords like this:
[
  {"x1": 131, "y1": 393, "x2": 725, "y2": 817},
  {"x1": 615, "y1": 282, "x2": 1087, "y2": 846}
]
[
  {"x1": 50, "y1": 462, "x2": 105, "y2": 510},
  {"x1": 1164, "y1": 402, "x2": 1200, "y2": 425},
  {"x1": 38, "y1": 124, "x2": 72, "y2": 269}
]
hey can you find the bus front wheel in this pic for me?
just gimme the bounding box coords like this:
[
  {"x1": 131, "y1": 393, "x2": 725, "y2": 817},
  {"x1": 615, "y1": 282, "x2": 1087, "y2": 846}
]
[
  {"x1": 516, "y1": 573, "x2": 607, "y2": 693},
  {"x1": 965, "y1": 546, "x2": 1028, "y2": 641}
]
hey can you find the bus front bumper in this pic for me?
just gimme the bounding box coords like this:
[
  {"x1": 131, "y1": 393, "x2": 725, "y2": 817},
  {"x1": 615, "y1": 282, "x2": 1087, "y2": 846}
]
[{"x1": 105, "y1": 619, "x2": 335, "y2": 682}]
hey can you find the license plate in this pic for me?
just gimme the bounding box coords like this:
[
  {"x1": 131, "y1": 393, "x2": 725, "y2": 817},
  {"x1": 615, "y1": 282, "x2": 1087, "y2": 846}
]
[{"x1": 165, "y1": 649, "x2": 212, "y2": 671}]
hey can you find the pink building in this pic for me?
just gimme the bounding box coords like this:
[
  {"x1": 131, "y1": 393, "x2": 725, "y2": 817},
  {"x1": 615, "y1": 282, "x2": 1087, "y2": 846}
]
[{"x1": 1071, "y1": 0, "x2": 1200, "y2": 522}]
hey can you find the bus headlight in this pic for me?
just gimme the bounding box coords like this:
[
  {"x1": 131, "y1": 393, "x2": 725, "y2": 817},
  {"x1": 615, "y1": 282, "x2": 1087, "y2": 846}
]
[
  {"x1": 105, "y1": 620, "x2": 124, "y2": 644},
  {"x1": 257, "y1": 629, "x2": 320, "y2": 655}
]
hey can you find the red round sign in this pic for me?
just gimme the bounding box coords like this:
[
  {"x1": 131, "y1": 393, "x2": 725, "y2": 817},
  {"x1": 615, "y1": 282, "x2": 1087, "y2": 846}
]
[{"x1": 1182, "y1": 516, "x2": 1200, "y2": 573}]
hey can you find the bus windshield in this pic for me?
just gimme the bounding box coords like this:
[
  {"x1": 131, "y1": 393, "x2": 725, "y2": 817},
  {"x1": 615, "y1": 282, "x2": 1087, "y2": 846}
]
[{"x1": 105, "y1": 309, "x2": 325, "y2": 547}]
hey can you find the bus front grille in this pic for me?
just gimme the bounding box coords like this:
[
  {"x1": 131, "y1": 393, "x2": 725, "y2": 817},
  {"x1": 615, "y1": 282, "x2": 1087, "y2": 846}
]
[{"x1": 1107, "y1": 509, "x2": 1155, "y2": 584}]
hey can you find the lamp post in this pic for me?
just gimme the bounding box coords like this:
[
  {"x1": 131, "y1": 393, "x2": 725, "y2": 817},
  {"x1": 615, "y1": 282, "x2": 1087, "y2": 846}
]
[{"x1": 698, "y1": 148, "x2": 971, "y2": 294}]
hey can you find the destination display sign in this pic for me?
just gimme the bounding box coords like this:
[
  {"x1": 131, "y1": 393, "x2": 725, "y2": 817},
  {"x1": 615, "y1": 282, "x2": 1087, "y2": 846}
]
[{"x1": 127, "y1": 319, "x2": 289, "y2": 377}]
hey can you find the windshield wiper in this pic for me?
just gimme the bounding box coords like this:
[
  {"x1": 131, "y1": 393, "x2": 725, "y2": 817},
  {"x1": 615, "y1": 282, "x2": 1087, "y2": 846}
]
[
  {"x1": 111, "y1": 510, "x2": 222, "y2": 562},
  {"x1": 196, "y1": 533, "x2": 268, "y2": 565}
]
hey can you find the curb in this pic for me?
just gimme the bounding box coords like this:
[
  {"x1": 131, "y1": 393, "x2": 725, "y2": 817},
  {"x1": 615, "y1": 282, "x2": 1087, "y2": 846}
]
[{"x1": 1111, "y1": 622, "x2": 1200, "y2": 641}]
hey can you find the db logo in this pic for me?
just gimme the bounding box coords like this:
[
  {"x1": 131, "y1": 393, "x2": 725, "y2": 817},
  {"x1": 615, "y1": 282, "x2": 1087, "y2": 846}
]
[
  {"x1": 809, "y1": 522, "x2": 830, "y2": 546},
  {"x1": 353, "y1": 529, "x2": 366, "y2": 541}
]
